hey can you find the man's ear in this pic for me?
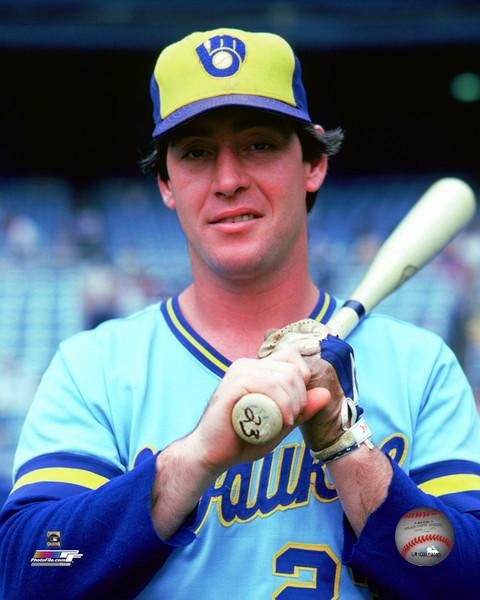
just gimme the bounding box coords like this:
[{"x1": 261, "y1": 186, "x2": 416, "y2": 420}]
[
  {"x1": 157, "y1": 175, "x2": 175, "y2": 210},
  {"x1": 305, "y1": 154, "x2": 328, "y2": 193},
  {"x1": 305, "y1": 124, "x2": 328, "y2": 193}
]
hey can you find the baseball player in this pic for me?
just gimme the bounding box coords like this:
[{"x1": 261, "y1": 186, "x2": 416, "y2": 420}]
[{"x1": 1, "y1": 28, "x2": 480, "y2": 599}]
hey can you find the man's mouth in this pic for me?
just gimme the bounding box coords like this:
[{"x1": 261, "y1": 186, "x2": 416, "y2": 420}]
[{"x1": 217, "y1": 214, "x2": 257, "y2": 224}]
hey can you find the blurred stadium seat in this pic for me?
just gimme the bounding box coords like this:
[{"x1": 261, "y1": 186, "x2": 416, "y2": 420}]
[{"x1": 0, "y1": 174, "x2": 479, "y2": 490}]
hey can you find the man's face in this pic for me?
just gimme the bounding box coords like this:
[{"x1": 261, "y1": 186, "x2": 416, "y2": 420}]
[{"x1": 158, "y1": 107, "x2": 326, "y2": 282}]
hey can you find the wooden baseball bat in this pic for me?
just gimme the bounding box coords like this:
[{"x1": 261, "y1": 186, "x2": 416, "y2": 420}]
[{"x1": 232, "y1": 177, "x2": 477, "y2": 444}]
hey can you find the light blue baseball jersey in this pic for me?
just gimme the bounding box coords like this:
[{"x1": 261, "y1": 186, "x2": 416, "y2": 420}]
[{"x1": 8, "y1": 291, "x2": 480, "y2": 599}]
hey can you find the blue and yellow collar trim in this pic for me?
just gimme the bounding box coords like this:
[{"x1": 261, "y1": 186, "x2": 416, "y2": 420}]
[{"x1": 160, "y1": 291, "x2": 337, "y2": 378}]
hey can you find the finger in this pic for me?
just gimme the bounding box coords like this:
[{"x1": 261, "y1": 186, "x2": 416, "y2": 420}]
[
  {"x1": 259, "y1": 360, "x2": 310, "y2": 419},
  {"x1": 224, "y1": 354, "x2": 309, "y2": 428},
  {"x1": 265, "y1": 346, "x2": 311, "y2": 385},
  {"x1": 223, "y1": 367, "x2": 300, "y2": 427},
  {"x1": 297, "y1": 387, "x2": 331, "y2": 423},
  {"x1": 253, "y1": 375, "x2": 304, "y2": 427},
  {"x1": 240, "y1": 367, "x2": 307, "y2": 427}
]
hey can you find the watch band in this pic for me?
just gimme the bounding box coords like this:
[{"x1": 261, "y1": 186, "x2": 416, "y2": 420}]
[{"x1": 310, "y1": 417, "x2": 374, "y2": 464}]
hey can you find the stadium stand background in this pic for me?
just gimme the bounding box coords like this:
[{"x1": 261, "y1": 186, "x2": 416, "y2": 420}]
[{"x1": 1, "y1": 0, "x2": 480, "y2": 505}]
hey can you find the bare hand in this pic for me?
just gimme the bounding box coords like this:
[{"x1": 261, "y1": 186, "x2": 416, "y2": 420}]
[{"x1": 189, "y1": 346, "x2": 331, "y2": 476}]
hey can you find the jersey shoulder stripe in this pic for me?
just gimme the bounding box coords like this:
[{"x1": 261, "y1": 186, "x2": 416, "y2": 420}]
[
  {"x1": 7, "y1": 452, "x2": 123, "y2": 505},
  {"x1": 411, "y1": 459, "x2": 480, "y2": 512}
]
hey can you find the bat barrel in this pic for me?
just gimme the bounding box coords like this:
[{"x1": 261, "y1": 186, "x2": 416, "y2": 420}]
[{"x1": 334, "y1": 177, "x2": 476, "y2": 331}]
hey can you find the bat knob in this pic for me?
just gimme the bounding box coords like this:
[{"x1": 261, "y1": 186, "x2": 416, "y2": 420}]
[{"x1": 232, "y1": 393, "x2": 283, "y2": 444}]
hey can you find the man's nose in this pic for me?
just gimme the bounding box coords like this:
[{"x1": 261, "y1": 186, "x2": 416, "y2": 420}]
[{"x1": 213, "y1": 148, "x2": 250, "y2": 198}]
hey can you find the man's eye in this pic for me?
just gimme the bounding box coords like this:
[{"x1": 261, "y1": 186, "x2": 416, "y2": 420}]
[
  {"x1": 183, "y1": 148, "x2": 208, "y2": 159},
  {"x1": 249, "y1": 142, "x2": 271, "y2": 151}
]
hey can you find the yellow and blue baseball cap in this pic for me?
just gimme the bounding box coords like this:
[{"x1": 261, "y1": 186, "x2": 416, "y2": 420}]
[{"x1": 150, "y1": 28, "x2": 312, "y2": 137}]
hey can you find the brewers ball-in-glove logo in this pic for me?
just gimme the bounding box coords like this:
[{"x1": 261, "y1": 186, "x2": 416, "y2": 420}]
[{"x1": 196, "y1": 35, "x2": 246, "y2": 77}]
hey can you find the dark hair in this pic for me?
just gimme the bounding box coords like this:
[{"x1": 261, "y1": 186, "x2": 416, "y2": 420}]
[
  {"x1": 293, "y1": 122, "x2": 344, "y2": 211},
  {"x1": 140, "y1": 117, "x2": 343, "y2": 212}
]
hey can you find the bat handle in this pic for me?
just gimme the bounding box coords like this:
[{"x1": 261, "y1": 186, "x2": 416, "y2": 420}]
[
  {"x1": 326, "y1": 299, "x2": 365, "y2": 339},
  {"x1": 231, "y1": 393, "x2": 283, "y2": 444}
]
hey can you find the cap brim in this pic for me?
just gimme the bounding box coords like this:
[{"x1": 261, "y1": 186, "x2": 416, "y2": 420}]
[{"x1": 152, "y1": 94, "x2": 311, "y2": 138}]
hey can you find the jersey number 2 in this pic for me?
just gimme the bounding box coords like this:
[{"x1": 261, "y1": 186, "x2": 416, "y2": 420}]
[{"x1": 273, "y1": 543, "x2": 340, "y2": 599}]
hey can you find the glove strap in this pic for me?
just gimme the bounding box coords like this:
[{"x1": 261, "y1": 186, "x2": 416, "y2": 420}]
[
  {"x1": 341, "y1": 396, "x2": 360, "y2": 430},
  {"x1": 310, "y1": 417, "x2": 374, "y2": 464}
]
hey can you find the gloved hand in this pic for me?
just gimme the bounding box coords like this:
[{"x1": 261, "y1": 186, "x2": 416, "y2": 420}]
[{"x1": 259, "y1": 319, "x2": 363, "y2": 452}]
